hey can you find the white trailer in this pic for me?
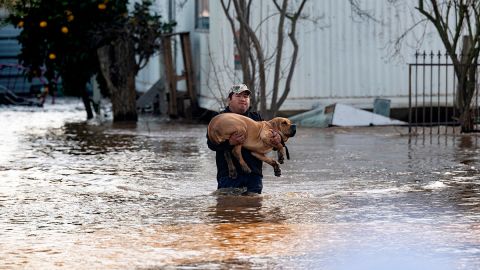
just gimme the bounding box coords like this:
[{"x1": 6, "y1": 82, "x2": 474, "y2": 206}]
[{"x1": 138, "y1": 0, "x2": 447, "y2": 114}]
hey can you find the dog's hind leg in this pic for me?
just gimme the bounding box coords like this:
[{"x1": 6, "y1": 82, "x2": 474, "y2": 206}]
[
  {"x1": 232, "y1": 145, "x2": 251, "y2": 174},
  {"x1": 251, "y1": 152, "x2": 281, "y2": 177},
  {"x1": 224, "y1": 151, "x2": 237, "y2": 179}
]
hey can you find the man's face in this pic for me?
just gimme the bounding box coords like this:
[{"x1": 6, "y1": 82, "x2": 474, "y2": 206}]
[{"x1": 228, "y1": 91, "x2": 250, "y2": 114}]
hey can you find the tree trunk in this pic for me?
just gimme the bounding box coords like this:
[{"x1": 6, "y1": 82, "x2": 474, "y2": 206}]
[
  {"x1": 456, "y1": 36, "x2": 476, "y2": 132},
  {"x1": 220, "y1": 0, "x2": 256, "y2": 109},
  {"x1": 97, "y1": 38, "x2": 138, "y2": 122},
  {"x1": 232, "y1": 0, "x2": 267, "y2": 116},
  {"x1": 458, "y1": 73, "x2": 476, "y2": 133},
  {"x1": 270, "y1": 0, "x2": 288, "y2": 118}
]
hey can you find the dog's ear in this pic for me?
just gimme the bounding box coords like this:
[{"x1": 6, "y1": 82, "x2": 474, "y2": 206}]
[
  {"x1": 278, "y1": 118, "x2": 293, "y2": 135},
  {"x1": 269, "y1": 117, "x2": 281, "y2": 130}
]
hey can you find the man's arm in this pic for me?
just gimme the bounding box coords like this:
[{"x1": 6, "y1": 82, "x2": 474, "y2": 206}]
[
  {"x1": 249, "y1": 111, "x2": 263, "y2": 121},
  {"x1": 206, "y1": 111, "x2": 228, "y2": 151},
  {"x1": 207, "y1": 131, "x2": 246, "y2": 151}
]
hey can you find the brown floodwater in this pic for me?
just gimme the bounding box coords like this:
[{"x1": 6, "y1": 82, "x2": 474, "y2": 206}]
[{"x1": 0, "y1": 98, "x2": 479, "y2": 269}]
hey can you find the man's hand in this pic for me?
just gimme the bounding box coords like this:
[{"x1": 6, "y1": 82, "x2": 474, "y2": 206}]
[
  {"x1": 270, "y1": 130, "x2": 282, "y2": 146},
  {"x1": 229, "y1": 132, "x2": 246, "y2": 145}
]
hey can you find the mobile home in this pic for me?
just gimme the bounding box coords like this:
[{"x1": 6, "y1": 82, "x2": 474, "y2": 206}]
[{"x1": 139, "y1": 1, "x2": 447, "y2": 115}]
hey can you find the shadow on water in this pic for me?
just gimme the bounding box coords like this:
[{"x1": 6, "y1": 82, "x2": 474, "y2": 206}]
[
  {"x1": 456, "y1": 135, "x2": 480, "y2": 165},
  {"x1": 25, "y1": 121, "x2": 200, "y2": 161},
  {"x1": 448, "y1": 136, "x2": 480, "y2": 215},
  {"x1": 23, "y1": 122, "x2": 141, "y2": 156}
]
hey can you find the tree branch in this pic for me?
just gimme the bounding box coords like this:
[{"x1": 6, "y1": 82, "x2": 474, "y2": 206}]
[
  {"x1": 277, "y1": 0, "x2": 307, "y2": 112},
  {"x1": 270, "y1": 0, "x2": 288, "y2": 113}
]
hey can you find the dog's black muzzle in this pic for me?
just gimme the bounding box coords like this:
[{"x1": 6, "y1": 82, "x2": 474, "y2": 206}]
[{"x1": 289, "y1": 124, "x2": 297, "y2": 137}]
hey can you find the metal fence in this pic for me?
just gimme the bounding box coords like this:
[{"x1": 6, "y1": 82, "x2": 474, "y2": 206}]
[{"x1": 408, "y1": 51, "x2": 480, "y2": 134}]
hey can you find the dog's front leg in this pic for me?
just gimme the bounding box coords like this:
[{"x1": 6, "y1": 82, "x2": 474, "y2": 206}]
[
  {"x1": 251, "y1": 152, "x2": 281, "y2": 177},
  {"x1": 277, "y1": 147, "x2": 285, "y2": 164},
  {"x1": 268, "y1": 130, "x2": 284, "y2": 164}
]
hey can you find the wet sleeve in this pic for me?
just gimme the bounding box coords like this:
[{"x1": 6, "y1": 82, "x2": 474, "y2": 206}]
[
  {"x1": 257, "y1": 113, "x2": 264, "y2": 121},
  {"x1": 206, "y1": 111, "x2": 232, "y2": 151},
  {"x1": 250, "y1": 112, "x2": 263, "y2": 121}
]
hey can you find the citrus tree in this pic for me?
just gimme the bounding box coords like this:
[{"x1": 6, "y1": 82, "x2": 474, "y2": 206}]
[
  {"x1": 94, "y1": 1, "x2": 175, "y2": 121},
  {"x1": 7, "y1": 0, "x2": 175, "y2": 121}
]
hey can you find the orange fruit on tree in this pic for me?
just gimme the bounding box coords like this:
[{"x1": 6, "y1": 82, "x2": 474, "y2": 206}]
[
  {"x1": 65, "y1": 10, "x2": 74, "y2": 22},
  {"x1": 98, "y1": 3, "x2": 107, "y2": 10},
  {"x1": 17, "y1": 21, "x2": 24, "y2": 28},
  {"x1": 61, "y1": 26, "x2": 69, "y2": 34},
  {"x1": 48, "y1": 53, "x2": 56, "y2": 60},
  {"x1": 39, "y1": 21, "x2": 47, "y2": 28}
]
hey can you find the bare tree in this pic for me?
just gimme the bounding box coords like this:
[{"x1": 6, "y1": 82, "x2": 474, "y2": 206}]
[
  {"x1": 416, "y1": 0, "x2": 480, "y2": 132},
  {"x1": 220, "y1": 0, "x2": 307, "y2": 118},
  {"x1": 353, "y1": 0, "x2": 480, "y2": 132}
]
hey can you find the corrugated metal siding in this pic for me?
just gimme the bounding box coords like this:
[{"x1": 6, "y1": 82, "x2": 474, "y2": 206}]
[
  {"x1": 195, "y1": 3, "x2": 239, "y2": 111},
  {"x1": 198, "y1": 0, "x2": 447, "y2": 111}
]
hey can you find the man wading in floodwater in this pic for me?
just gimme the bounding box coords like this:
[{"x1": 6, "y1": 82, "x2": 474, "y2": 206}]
[{"x1": 207, "y1": 84, "x2": 281, "y2": 195}]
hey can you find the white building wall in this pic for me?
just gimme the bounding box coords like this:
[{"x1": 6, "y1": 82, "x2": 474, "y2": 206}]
[
  {"x1": 197, "y1": 0, "x2": 448, "y2": 112},
  {"x1": 142, "y1": 1, "x2": 453, "y2": 112},
  {"x1": 135, "y1": 0, "x2": 197, "y2": 93},
  {"x1": 134, "y1": 0, "x2": 170, "y2": 92}
]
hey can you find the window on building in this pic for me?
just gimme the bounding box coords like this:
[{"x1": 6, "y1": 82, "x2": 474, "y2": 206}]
[{"x1": 195, "y1": 0, "x2": 209, "y2": 30}]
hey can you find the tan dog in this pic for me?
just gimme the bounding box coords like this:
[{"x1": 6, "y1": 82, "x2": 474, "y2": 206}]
[{"x1": 208, "y1": 113, "x2": 296, "y2": 178}]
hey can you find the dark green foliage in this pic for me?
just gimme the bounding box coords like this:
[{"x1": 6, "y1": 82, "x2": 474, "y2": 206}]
[{"x1": 7, "y1": 0, "x2": 175, "y2": 97}]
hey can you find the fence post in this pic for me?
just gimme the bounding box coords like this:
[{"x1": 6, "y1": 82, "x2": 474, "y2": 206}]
[{"x1": 409, "y1": 64, "x2": 412, "y2": 134}]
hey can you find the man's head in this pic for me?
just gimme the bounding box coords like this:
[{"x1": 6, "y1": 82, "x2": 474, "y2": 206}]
[{"x1": 228, "y1": 84, "x2": 251, "y2": 114}]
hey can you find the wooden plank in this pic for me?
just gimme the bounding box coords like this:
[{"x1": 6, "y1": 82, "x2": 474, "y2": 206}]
[
  {"x1": 175, "y1": 74, "x2": 186, "y2": 81},
  {"x1": 162, "y1": 35, "x2": 177, "y2": 117},
  {"x1": 180, "y1": 33, "x2": 198, "y2": 111}
]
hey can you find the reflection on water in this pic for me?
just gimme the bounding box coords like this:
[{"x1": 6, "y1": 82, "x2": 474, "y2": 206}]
[
  {"x1": 208, "y1": 195, "x2": 287, "y2": 225},
  {"x1": 0, "y1": 99, "x2": 480, "y2": 269}
]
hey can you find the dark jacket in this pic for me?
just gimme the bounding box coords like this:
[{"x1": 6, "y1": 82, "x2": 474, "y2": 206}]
[{"x1": 207, "y1": 107, "x2": 264, "y2": 179}]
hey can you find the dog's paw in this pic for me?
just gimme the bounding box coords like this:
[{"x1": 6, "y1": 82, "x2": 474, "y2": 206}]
[
  {"x1": 278, "y1": 157, "x2": 284, "y2": 164},
  {"x1": 273, "y1": 165, "x2": 281, "y2": 177}
]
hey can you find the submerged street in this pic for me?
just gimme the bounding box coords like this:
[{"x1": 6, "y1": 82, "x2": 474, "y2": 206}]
[{"x1": 0, "y1": 99, "x2": 479, "y2": 269}]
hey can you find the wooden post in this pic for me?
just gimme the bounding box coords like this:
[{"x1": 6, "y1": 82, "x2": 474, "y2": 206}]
[
  {"x1": 163, "y1": 35, "x2": 178, "y2": 118},
  {"x1": 180, "y1": 33, "x2": 198, "y2": 112}
]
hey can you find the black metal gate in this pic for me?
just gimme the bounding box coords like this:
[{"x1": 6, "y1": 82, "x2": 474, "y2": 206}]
[{"x1": 408, "y1": 51, "x2": 480, "y2": 134}]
